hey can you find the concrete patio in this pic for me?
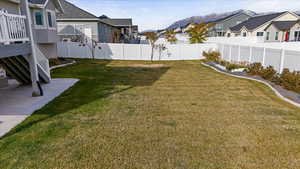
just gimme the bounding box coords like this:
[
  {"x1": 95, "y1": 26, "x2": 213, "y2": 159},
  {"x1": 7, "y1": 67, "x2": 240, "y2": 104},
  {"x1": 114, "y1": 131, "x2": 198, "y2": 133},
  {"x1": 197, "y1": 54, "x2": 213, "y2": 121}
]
[{"x1": 0, "y1": 78, "x2": 79, "y2": 138}]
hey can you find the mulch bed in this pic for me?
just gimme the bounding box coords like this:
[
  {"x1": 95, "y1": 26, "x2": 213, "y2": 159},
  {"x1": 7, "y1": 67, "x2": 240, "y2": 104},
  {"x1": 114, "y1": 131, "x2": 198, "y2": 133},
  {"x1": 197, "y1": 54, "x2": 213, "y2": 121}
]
[
  {"x1": 49, "y1": 58, "x2": 74, "y2": 68},
  {"x1": 204, "y1": 62, "x2": 300, "y2": 105}
]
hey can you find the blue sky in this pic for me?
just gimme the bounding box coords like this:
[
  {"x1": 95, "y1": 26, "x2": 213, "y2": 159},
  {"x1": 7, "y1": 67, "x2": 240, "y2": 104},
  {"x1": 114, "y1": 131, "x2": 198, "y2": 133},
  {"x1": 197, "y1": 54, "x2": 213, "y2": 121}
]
[{"x1": 68, "y1": 0, "x2": 300, "y2": 31}]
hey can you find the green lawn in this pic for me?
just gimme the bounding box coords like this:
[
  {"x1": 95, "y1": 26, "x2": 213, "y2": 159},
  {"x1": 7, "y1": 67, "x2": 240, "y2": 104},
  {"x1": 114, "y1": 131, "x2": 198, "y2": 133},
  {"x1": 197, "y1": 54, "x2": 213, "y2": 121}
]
[{"x1": 1, "y1": 59, "x2": 300, "y2": 169}]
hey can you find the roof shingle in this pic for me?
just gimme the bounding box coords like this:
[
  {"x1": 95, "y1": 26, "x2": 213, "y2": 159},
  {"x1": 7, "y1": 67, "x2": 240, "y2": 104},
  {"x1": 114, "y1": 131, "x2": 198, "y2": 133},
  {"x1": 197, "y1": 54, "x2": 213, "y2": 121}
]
[
  {"x1": 269, "y1": 20, "x2": 299, "y2": 30},
  {"x1": 99, "y1": 18, "x2": 133, "y2": 27},
  {"x1": 57, "y1": 0, "x2": 98, "y2": 19},
  {"x1": 230, "y1": 12, "x2": 285, "y2": 31}
]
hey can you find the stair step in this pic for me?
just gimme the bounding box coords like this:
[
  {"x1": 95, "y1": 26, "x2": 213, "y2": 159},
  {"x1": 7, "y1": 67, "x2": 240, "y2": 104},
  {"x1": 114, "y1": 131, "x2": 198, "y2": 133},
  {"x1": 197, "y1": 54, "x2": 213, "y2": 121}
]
[{"x1": 0, "y1": 54, "x2": 50, "y2": 85}]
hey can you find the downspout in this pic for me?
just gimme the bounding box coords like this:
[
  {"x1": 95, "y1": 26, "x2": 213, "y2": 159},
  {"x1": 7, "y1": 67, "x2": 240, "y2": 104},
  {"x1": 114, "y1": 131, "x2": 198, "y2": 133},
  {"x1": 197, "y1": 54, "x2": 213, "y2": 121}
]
[{"x1": 20, "y1": 0, "x2": 43, "y2": 97}]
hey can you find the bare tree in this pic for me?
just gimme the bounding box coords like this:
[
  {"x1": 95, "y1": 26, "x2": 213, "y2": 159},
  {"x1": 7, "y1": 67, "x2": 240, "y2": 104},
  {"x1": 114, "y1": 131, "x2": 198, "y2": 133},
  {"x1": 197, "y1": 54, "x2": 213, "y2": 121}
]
[
  {"x1": 144, "y1": 32, "x2": 159, "y2": 61},
  {"x1": 78, "y1": 32, "x2": 101, "y2": 59}
]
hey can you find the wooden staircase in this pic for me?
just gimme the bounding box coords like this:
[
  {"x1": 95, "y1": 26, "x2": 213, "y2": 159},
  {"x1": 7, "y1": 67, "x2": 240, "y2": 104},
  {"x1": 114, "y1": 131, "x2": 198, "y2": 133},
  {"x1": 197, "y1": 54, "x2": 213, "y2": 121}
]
[{"x1": 0, "y1": 55, "x2": 50, "y2": 85}]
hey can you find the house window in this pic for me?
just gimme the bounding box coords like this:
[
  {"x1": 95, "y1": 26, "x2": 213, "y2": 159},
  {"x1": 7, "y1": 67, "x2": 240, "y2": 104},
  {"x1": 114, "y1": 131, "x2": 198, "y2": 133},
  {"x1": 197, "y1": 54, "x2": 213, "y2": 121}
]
[
  {"x1": 275, "y1": 32, "x2": 279, "y2": 40},
  {"x1": 294, "y1": 31, "x2": 300, "y2": 41},
  {"x1": 47, "y1": 11, "x2": 53, "y2": 27},
  {"x1": 256, "y1": 32, "x2": 264, "y2": 36},
  {"x1": 34, "y1": 10, "x2": 44, "y2": 26},
  {"x1": 243, "y1": 32, "x2": 247, "y2": 37},
  {"x1": 266, "y1": 32, "x2": 270, "y2": 40}
]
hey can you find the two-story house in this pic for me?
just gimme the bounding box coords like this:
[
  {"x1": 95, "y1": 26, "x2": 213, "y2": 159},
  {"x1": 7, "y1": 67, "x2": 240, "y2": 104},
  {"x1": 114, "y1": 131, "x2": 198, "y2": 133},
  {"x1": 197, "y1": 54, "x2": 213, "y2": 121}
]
[
  {"x1": 207, "y1": 11, "x2": 254, "y2": 37},
  {"x1": 229, "y1": 11, "x2": 300, "y2": 41},
  {"x1": 181, "y1": 10, "x2": 254, "y2": 37},
  {"x1": 264, "y1": 20, "x2": 300, "y2": 42},
  {"x1": 0, "y1": 0, "x2": 63, "y2": 96},
  {"x1": 56, "y1": 0, "x2": 121, "y2": 43}
]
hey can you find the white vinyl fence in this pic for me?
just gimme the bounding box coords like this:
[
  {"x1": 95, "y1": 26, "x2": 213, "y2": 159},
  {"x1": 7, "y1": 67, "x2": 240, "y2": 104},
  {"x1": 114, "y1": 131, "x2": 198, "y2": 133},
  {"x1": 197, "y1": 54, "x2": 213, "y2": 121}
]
[
  {"x1": 57, "y1": 42, "x2": 217, "y2": 61},
  {"x1": 218, "y1": 42, "x2": 300, "y2": 73},
  {"x1": 207, "y1": 37, "x2": 265, "y2": 44}
]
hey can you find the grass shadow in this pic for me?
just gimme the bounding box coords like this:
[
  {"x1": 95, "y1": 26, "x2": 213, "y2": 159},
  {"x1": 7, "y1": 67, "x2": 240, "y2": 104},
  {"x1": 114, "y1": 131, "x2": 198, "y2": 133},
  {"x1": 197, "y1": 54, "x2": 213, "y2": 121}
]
[{"x1": 4, "y1": 59, "x2": 170, "y2": 138}]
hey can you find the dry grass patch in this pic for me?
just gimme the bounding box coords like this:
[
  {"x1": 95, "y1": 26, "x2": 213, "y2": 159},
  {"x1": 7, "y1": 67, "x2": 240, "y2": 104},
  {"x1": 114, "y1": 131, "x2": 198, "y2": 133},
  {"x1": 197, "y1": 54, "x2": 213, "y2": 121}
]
[{"x1": 1, "y1": 59, "x2": 300, "y2": 169}]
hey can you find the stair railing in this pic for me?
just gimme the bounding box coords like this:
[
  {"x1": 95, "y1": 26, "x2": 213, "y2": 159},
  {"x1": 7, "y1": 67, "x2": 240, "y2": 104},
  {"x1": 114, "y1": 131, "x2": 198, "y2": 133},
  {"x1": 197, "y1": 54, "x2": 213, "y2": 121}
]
[{"x1": 35, "y1": 46, "x2": 50, "y2": 78}]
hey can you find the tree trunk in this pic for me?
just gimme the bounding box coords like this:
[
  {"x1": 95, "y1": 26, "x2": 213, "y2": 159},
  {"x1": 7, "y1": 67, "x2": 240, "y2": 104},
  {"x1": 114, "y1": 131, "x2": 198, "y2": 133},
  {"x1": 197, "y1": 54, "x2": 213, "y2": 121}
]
[{"x1": 151, "y1": 45, "x2": 154, "y2": 62}]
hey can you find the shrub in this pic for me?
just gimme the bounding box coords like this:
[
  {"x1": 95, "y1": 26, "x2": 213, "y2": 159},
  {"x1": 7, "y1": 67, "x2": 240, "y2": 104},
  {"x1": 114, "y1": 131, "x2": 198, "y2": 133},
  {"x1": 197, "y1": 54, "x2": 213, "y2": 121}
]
[
  {"x1": 226, "y1": 63, "x2": 245, "y2": 71},
  {"x1": 246, "y1": 63, "x2": 263, "y2": 75},
  {"x1": 277, "y1": 69, "x2": 300, "y2": 93},
  {"x1": 261, "y1": 66, "x2": 277, "y2": 80},
  {"x1": 49, "y1": 58, "x2": 62, "y2": 67},
  {"x1": 202, "y1": 50, "x2": 220, "y2": 62}
]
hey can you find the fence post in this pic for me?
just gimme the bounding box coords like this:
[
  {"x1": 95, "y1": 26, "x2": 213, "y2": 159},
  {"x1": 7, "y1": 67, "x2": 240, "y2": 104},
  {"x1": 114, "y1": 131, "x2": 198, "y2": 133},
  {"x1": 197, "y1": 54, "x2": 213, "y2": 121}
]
[
  {"x1": 140, "y1": 44, "x2": 142, "y2": 60},
  {"x1": 262, "y1": 47, "x2": 266, "y2": 67},
  {"x1": 66, "y1": 42, "x2": 69, "y2": 58},
  {"x1": 179, "y1": 44, "x2": 182, "y2": 60},
  {"x1": 279, "y1": 49, "x2": 285, "y2": 73},
  {"x1": 221, "y1": 44, "x2": 225, "y2": 60},
  {"x1": 249, "y1": 46, "x2": 253, "y2": 64},
  {"x1": 238, "y1": 45, "x2": 241, "y2": 62},
  {"x1": 122, "y1": 43, "x2": 125, "y2": 60},
  {"x1": 229, "y1": 44, "x2": 232, "y2": 62}
]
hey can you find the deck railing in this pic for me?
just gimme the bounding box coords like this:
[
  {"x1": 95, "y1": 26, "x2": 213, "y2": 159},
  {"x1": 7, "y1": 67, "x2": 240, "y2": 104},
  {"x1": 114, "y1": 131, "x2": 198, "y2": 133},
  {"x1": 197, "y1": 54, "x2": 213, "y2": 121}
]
[{"x1": 0, "y1": 10, "x2": 29, "y2": 44}]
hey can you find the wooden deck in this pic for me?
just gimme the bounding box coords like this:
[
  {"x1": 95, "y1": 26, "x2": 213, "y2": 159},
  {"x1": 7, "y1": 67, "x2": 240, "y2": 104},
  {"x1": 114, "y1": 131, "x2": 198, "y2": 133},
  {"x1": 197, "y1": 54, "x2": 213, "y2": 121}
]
[{"x1": 0, "y1": 43, "x2": 31, "y2": 58}]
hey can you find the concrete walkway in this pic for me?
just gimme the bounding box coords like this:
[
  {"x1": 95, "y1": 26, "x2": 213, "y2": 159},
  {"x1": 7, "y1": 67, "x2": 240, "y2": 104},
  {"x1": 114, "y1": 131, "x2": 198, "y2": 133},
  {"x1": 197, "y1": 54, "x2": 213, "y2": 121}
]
[{"x1": 0, "y1": 78, "x2": 79, "y2": 137}]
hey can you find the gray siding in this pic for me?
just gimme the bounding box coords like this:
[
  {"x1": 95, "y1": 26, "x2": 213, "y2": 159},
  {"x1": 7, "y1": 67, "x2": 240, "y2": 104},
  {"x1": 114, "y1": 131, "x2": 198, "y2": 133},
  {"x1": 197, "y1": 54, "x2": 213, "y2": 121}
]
[
  {"x1": 0, "y1": 1, "x2": 20, "y2": 15},
  {"x1": 57, "y1": 21, "x2": 99, "y2": 41},
  {"x1": 31, "y1": 0, "x2": 58, "y2": 58},
  {"x1": 210, "y1": 13, "x2": 251, "y2": 36},
  {"x1": 98, "y1": 22, "x2": 120, "y2": 43}
]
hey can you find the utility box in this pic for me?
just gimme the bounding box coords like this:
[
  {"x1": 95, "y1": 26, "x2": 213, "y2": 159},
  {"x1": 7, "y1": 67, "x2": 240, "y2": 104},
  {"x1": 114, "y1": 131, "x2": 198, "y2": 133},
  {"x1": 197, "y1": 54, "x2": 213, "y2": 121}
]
[{"x1": 0, "y1": 66, "x2": 8, "y2": 88}]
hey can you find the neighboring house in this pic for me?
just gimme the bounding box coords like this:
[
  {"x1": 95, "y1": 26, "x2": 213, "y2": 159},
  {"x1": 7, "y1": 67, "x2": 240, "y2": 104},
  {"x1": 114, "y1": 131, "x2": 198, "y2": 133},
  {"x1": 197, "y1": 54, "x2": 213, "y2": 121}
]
[
  {"x1": 264, "y1": 20, "x2": 300, "y2": 42},
  {"x1": 0, "y1": 0, "x2": 63, "y2": 96},
  {"x1": 99, "y1": 16, "x2": 139, "y2": 43},
  {"x1": 181, "y1": 10, "x2": 253, "y2": 37},
  {"x1": 207, "y1": 11, "x2": 253, "y2": 37},
  {"x1": 56, "y1": 0, "x2": 120, "y2": 43},
  {"x1": 229, "y1": 12, "x2": 300, "y2": 40}
]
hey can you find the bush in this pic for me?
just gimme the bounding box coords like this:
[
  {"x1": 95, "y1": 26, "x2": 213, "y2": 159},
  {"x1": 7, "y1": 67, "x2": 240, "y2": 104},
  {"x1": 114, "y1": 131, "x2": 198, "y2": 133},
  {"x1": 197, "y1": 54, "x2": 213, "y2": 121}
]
[
  {"x1": 202, "y1": 50, "x2": 220, "y2": 62},
  {"x1": 276, "y1": 69, "x2": 300, "y2": 93},
  {"x1": 246, "y1": 63, "x2": 263, "y2": 75},
  {"x1": 226, "y1": 63, "x2": 244, "y2": 71},
  {"x1": 49, "y1": 58, "x2": 62, "y2": 67},
  {"x1": 261, "y1": 66, "x2": 277, "y2": 80}
]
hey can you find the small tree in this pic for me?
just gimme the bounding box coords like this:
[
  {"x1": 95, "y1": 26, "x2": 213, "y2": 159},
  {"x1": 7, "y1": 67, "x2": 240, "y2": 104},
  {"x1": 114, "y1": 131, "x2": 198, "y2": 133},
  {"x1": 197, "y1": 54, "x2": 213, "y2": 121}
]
[
  {"x1": 78, "y1": 32, "x2": 100, "y2": 60},
  {"x1": 144, "y1": 32, "x2": 159, "y2": 61},
  {"x1": 164, "y1": 30, "x2": 177, "y2": 44},
  {"x1": 186, "y1": 23, "x2": 214, "y2": 44}
]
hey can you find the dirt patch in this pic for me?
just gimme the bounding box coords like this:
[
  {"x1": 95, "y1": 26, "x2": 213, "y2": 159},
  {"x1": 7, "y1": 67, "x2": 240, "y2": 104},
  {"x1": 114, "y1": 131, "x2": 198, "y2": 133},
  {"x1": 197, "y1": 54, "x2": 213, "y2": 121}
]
[{"x1": 129, "y1": 64, "x2": 167, "y2": 68}]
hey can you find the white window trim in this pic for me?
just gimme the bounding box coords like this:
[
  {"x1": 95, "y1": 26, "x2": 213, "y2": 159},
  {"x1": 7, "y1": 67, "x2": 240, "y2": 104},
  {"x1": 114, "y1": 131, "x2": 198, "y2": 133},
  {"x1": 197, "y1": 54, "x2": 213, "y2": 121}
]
[
  {"x1": 33, "y1": 9, "x2": 47, "y2": 29},
  {"x1": 46, "y1": 9, "x2": 57, "y2": 30}
]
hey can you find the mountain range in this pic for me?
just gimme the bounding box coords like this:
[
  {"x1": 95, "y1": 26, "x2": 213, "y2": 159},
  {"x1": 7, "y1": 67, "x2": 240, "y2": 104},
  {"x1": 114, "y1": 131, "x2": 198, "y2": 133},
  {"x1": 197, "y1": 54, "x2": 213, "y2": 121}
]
[{"x1": 166, "y1": 9, "x2": 300, "y2": 30}]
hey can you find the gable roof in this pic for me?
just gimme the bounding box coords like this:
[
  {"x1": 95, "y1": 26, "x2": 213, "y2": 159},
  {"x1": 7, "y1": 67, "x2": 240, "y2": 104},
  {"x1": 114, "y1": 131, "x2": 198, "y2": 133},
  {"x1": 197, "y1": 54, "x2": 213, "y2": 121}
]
[
  {"x1": 208, "y1": 11, "x2": 253, "y2": 24},
  {"x1": 230, "y1": 12, "x2": 285, "y2": 32},
  {"x1": 99, "y1": 18, "x2": 133, "y2": 27},
  {"x1": 265, "y1": 20, "x2": 300, "y2": 31},
  {"x1": 57, "y1": 0, "x2": 98, "y2": 19}
]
